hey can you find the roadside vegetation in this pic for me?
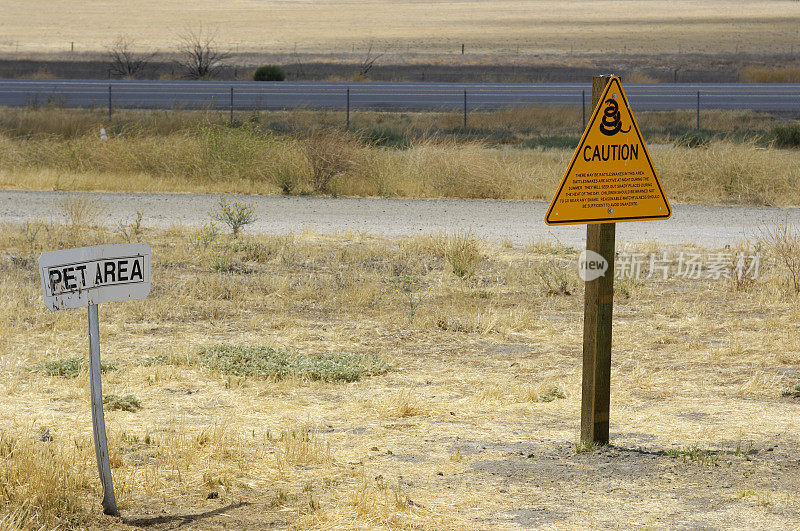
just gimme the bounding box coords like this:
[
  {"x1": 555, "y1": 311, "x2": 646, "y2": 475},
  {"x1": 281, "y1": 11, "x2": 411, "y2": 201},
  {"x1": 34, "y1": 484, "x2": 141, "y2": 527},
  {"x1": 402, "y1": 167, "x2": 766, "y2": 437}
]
[
  {"x1": 1, "y1": 214, "x2": 799, "y2": 527},
  {"x1": 0, "y1": 106, "x2": 798, "y2": 205}
]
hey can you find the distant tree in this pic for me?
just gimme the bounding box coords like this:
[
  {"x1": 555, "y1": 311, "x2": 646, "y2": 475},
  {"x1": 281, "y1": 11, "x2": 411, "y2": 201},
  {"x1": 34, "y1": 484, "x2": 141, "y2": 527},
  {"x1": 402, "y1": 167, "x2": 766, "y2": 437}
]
[
  {"x1": 358, "y1": 43, "x2": 384, "y2": 78},
  {"x1": 107, "y1": 36, "x2": 156, "y2": 78},
  {"x1": 175, "y1": 26, "x2": 230, "y2": 80}
]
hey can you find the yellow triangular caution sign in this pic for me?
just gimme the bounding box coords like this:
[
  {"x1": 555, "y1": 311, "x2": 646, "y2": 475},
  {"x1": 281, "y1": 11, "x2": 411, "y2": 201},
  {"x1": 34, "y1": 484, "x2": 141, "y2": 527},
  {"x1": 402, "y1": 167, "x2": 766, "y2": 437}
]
[{"x1": 545, "y1": 76, "x2": 671, "y2": 225}]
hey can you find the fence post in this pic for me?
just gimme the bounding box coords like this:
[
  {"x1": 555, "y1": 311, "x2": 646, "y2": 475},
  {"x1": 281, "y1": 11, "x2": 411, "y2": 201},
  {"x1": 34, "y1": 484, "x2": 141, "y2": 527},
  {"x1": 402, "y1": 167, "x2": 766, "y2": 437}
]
[
  {"x1": 346, "y1": 87, "x2": 350, "y2": 130},
  {"x1": 463, "y1": 90, "x2": 467, "y2": 129},
  {"x1": 107, "y1": 85, "x2": 112, "y2": 120},
  {"x1": 230, "y1": 87, "x2": 234, "y2": 123},
  {"x1": 696, "y1": 91, "x2": 700, "y2": 130}
]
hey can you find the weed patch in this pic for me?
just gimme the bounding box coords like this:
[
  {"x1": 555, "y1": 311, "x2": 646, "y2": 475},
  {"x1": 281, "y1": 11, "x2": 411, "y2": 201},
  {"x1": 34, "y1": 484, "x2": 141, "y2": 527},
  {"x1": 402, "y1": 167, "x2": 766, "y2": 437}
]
[
  {"x1": 103, "y1": 394, "x2": 142, "y2": 412},
  {"x1": 781, "y1": 383, "x2": 800, "y2": 397},
  {"x1": 33, "y1": 357, "x2": 118, "y2": 378},
  {"x1": 574, "y1": 440, "x2": 606, "y2": 454},
  {"x1": 197, "y1": 345, "x2": 392, "y2": 382}
]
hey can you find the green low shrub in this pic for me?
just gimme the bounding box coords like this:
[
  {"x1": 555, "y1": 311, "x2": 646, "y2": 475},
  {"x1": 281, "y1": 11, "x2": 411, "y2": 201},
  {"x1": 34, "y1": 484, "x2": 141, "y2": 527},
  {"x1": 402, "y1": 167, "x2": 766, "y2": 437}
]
[
  {"x1": 33, "y1": 357, "x2": 118, "y2": 378},
  {"x1": 197, "y1": 345, "x2": 392, "y2": 382},
  {"x1": 253, "y1": 65, "x2": 286, "y2": 82},
  {"x1": 773, "y1": 123, "x2": 800, "y2": 148}
]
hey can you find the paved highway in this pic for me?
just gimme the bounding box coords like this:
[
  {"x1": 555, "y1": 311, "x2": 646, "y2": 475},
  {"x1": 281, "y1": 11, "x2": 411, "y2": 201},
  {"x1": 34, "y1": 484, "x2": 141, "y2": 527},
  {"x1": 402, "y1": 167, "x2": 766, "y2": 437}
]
[{"x1": 0, "y1": 80, "x2": 798, "y2": 112}]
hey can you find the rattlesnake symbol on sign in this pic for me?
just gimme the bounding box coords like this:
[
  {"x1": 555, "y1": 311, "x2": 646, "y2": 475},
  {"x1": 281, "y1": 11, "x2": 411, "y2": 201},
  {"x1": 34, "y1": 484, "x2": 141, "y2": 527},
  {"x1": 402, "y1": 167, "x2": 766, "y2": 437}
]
[{"x1": 599, "y1": 98, "x2": 631, "y2": 136}]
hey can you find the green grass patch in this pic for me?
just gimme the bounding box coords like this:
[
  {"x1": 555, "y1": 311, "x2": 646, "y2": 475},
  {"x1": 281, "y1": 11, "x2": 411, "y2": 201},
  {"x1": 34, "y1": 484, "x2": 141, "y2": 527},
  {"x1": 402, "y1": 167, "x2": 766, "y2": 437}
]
[
  {"x1": 666, "y1": 444, "x2": 721, "y2": 466},
  {"x1": 573, "y1": 439, "x2": 606, "y2": 454},
  {"x1": 781, "y1": 382, "x2": 800, "y2": 397},
  {"x1": 773, "y1": 123, "x2": 800, "y2": 148},
  {"x1": 197, "y1": 345, "x2": 393, "y2": 383},
  {"x1": 33, "y1": 357, "x2": 118, "y2": 378},
  {"x1": 537, "y1": 386, "x2": 566, "y2": 402},
  {"x1": 103, "y1": 394, "x2": 142, "y2": 412},
  {"x1": 360, "y1": 128, "x2": 411, "y2": 149},
  {"x1": 522, "y1": 135, "x2": 580, "y2": 150}
]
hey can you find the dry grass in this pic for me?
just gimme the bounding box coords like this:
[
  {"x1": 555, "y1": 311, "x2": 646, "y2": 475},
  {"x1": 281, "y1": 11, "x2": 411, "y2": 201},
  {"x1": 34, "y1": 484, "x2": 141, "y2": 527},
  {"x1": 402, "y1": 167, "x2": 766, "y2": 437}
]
[
  {"x1": 0, "y1": 107, "x2": 798, "y2": 205},
  {"x1": 740, "y1": 65, "x2": 800, "y2": 83},
  {"x1": 1, "y1": 220, "x2": 800, "y2": 527},
  {"x1": 1, "y1": 1, "x2": 797, "y2": 56}
]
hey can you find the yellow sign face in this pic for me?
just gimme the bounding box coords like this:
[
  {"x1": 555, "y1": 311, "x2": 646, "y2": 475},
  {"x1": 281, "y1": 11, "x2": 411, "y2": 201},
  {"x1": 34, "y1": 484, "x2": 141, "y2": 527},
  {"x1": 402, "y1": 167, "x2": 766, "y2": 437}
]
[{"x1": 545, "y1": 77, "x2": 671, "y2": 225}]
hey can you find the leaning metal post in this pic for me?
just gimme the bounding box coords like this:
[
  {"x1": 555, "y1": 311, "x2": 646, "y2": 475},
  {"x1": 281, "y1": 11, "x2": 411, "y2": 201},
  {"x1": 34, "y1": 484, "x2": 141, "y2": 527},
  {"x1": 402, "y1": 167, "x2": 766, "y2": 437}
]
[{"x1": 88, "y1": 303, "x2": 118, "y2": 516}]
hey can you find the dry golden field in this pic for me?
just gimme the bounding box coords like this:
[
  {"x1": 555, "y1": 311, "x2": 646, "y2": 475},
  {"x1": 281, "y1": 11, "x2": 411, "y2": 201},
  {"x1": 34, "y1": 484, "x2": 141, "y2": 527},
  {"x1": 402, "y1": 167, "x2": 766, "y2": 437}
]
[
  {"x1": 0, "y1": 219, "x2": 799, "y2": 528},
  {"x1": 2, "y1": 1, "x2": 799, "y2": 56}
]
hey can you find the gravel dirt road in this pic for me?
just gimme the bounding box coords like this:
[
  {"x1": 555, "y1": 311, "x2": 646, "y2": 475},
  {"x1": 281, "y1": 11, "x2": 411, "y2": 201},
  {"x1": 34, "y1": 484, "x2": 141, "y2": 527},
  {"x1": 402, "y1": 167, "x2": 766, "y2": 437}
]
[{"x1": 2, "y1": 190, "x2": 798, "y2": 248}]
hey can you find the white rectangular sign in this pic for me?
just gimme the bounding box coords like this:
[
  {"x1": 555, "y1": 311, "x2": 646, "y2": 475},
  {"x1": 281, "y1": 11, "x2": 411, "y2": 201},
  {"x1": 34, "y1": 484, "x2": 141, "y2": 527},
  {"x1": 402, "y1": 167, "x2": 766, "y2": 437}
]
[{"x1": 39, "y1": 243, "x2": 151, "y2": 311}]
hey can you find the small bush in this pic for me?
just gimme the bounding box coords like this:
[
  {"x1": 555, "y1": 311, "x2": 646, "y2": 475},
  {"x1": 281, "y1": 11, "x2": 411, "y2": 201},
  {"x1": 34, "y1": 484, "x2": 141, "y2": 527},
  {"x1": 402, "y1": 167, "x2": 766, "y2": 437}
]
[
  {"x1": 197, "y1": 345, "x2": 392, "y2": 382},
  {"x1": 211, "y1": 196, "x2": 257, "y2": 237},
  {"x1": 33, "y1": 357, "x2": 118, "y2": 378},
  {"x1": 444, "y1": 231, "x2": 481, "y2": 280},
  {"x1": 253, "y1": 65, "x2": 286, "y2": 82},
  {"x1": 302, "y1": 129, "x2": 362, "y2": 193},
  {"x1": 103, "y1": 394, "x2": 142, "y2": 412},
  {"x1": 773, "y1": 124, "x2": 800, "y2": 148},
  {"x1": 759, "y1": 221, "x2": 800, "y2": 293},
  {"x1": 59, "y1": 192, "x2": 106, "y2": 226}
]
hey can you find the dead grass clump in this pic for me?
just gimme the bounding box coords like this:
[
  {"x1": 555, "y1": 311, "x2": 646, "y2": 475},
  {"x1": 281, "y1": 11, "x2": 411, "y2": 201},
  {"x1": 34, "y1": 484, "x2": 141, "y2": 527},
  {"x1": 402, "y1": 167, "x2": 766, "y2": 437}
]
[
  {"x1": 444, "y1": 230, "x2": 482, "y2": 280},
  {"x1": 626, "y1": 71, "x2": 659, "y2": 83},
  {"x1": 534, "y1": 259, "x2": 576, "y2": 296},
  {"x1": 384, "y1": 389, "x2": 430, "y2": 418},
  {"x1": 274, "y1": 429, "x2": 331, "y2": 469},
  {"x1": 351, "y1": 472, "x2": 416, "y2": 524},
  {"x1": 740, "y1": 65, "x2": 800, "y2": 83},
  {"x1": 758, "y1": 222, "x2": 800, "y2": 293},
  {"x1": 197, "y1": 345, "x2": 392, "y2": 382},
  {"x1": 302, "y1": 129, "x2": 364, "y2": 193},
  {"x1": 0, "y1": 432, "x2": 94, "y2": 527},
  {"x1": 59, "y1": 192, "x2": 107, "y2": 226}
]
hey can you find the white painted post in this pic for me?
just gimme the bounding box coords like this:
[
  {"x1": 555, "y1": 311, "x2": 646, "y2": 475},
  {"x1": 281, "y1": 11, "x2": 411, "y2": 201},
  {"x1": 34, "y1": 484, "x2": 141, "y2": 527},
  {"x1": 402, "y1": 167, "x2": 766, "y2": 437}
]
[{"x1": 88, "y1": 303, "x2": 118, "y2": 516}]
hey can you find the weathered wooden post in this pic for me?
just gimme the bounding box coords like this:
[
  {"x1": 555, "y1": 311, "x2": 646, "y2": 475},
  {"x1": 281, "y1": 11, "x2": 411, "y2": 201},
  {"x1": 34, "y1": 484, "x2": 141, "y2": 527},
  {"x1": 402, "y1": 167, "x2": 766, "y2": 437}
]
[
  {"x1": 580, "y1": 75, "x2": 615, "y2": 445},
  {"x1": 545, "y1": 75, "x2": 671, "y2": 445}
]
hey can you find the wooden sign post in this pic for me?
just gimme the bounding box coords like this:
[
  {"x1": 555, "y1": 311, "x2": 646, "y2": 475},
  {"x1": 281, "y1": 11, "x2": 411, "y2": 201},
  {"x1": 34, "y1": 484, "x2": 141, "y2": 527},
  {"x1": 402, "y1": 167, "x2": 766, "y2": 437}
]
[
  {"x1": 545, "y1": 75, "x2": 671, "y2": 445},
  {"x1": 582, "y1": 76, "x2": 615, "y2": 445}
]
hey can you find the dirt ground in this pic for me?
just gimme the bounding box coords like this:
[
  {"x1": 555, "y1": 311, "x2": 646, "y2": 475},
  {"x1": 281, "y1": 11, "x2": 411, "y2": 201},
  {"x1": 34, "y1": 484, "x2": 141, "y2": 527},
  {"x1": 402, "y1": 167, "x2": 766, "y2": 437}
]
[{"x1": 0, "y1": 219, "x2": 799, "y2": 528}]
